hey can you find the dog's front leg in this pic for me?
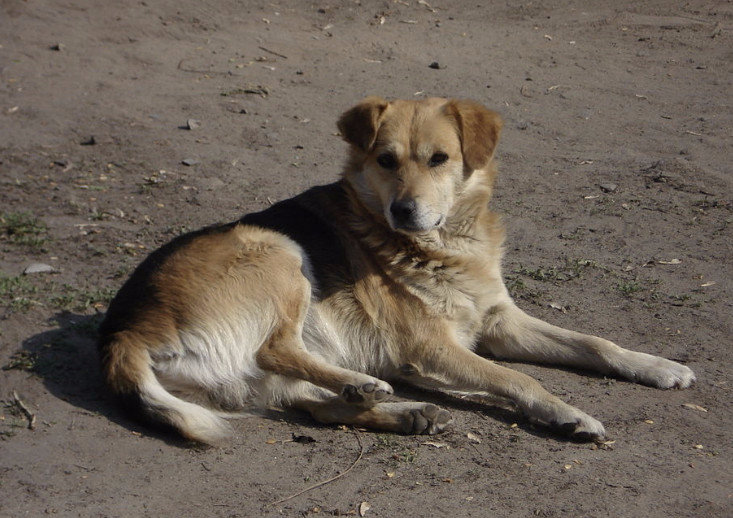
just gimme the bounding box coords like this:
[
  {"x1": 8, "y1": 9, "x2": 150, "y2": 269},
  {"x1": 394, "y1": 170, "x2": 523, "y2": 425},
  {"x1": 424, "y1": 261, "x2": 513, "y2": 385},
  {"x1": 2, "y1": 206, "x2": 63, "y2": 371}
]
[
  {"x1": 396, "y1": 337, "x2": 606, "y2": 440},
  {"x1": 477, "y1": 302, "x2": 695, "y2": 389}
]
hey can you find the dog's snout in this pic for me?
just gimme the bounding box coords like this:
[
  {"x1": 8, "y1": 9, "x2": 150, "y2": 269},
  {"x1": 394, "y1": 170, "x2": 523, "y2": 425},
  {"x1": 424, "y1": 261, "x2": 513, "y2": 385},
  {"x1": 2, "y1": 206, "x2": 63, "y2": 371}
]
[{"x1": 390, "y1": 199, "x2": 417, "y2": 224}]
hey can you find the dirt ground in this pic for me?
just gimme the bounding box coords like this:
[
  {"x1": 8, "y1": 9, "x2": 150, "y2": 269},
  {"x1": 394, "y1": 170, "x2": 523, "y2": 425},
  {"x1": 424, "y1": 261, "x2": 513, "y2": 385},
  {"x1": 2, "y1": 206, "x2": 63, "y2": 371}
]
[{"x1": 1, "y1": 0, "x2": 731, "y2": 516}]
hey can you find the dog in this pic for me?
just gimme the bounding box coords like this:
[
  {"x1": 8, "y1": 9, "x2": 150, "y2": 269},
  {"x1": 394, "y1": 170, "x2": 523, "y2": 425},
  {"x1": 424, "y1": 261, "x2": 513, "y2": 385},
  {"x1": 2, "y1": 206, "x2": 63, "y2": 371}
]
[{"x1": 98, "y1": 97, "x2": 695, "y2": 444}]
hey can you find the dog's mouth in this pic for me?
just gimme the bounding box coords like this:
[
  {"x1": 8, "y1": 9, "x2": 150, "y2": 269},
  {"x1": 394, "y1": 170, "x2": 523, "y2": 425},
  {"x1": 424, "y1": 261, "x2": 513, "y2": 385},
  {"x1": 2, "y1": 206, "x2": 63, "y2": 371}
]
[{"x1": 390, "y1": 213, "x2": 445, "y2": 234}]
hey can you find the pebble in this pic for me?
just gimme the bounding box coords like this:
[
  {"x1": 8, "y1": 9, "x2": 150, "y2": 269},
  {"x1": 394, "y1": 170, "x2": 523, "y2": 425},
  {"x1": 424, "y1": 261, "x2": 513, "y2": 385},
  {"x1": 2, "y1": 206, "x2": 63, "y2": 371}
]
[
  {"x1": 80, "y1": 136, "x2": 96, "y2": 146},
  {"x1": 23, "y1": 263, "x2": 56, "y2": 275},
  {"x1": 50, "y1": 43, "x2": 65, "y2": 51},
  {"x1": 600, "y1": 183, "x2": 618, "y2": 193},
  {"x1": 186, "y1": 118, "x2": 201, "y2": 130},
  {"x1": 182, "y1": 158, "x2": 199, "y2": 166},
  {"x1": 428, "y1": 61, "x2": 441, "y2": 69}
]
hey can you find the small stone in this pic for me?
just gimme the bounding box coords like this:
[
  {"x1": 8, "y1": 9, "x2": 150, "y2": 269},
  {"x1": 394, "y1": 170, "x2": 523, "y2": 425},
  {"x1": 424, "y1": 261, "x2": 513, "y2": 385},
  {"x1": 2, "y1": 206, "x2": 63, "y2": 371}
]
[
  {"x1": 50, "y1": 43, "x2": 65, "y2": 51},
  {"x1": 182, "y1": 158, "x2": 199, "y2": 166},
  {"x1": 428, "y1": 61, "x2": 441, "y2": 69},
  {"x1": 23, "y1": 263, "x2": 56, "y2": 275},
  {"x1": 80, "y1": 136, "x2": 96, "y2": 146},
  {"x1": 600, "y1": 183, "x2": 618, "y2": 193},
  {"x1": 186, "y1": 118, "x2": 200, "y2": 130}
]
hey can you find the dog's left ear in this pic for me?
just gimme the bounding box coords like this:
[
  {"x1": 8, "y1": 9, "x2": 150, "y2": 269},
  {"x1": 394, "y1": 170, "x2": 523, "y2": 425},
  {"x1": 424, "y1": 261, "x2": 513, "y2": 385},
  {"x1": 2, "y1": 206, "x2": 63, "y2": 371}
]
[
  {"x1": 337, "y1": 96, "x2": 389, "y2": 152},
  {"x1": 446, "y1": 100, "x2": 503, "y2": 171}
]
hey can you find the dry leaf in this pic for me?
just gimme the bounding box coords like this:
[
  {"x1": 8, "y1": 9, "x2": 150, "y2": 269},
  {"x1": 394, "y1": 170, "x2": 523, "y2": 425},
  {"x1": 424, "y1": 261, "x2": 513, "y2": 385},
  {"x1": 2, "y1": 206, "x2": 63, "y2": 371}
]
[
  {"x1": 657, "y1": 259, "x2": 681, "y2": 265},
  {"x1": 418, "y1": 0, "x2": 437, "y2": 12},
  {"x1": 265, "y1": 438, "x2": 276, "y2": 444},
  {"x1": 682, "y1": 403, "x2": 708, "y2": 413},
  {"x1": 385, "y1": 471, "x2": 395, "y2": 478},
  {"x1": 421, "y1": 441, "x2": 449, "y2": 449},
  {"x1": 467, "y1": 432, "x2": 482, "y2": 444},
  {"x1": 700, "y1": 281, "x2": 716, "y2": 287},
  {"x1": 644, "y1": 419, "x2": 654, "y2": 424},
  {"x1": 548, "y1": 302, "x2": 567, "y2": 313},
  {"x1": 359, "y1": 501, "x2": 371, "y2": 517}
]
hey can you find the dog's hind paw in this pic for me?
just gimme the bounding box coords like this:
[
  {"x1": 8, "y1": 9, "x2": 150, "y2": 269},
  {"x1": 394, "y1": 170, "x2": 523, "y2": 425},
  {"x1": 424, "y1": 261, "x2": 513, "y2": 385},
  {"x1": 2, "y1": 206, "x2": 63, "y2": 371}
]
[
  {"x1": 404, "y1": 403, "x2": 453, "y2": 435},
  {"x1": 341, "y1": 379, "x2": 394, "y2": 406}
]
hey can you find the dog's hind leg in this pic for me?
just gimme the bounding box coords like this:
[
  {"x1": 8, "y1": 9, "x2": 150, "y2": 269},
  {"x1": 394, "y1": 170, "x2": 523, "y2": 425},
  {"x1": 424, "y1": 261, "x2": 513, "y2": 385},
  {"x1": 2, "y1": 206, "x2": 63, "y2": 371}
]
[
  {"x1": 255, "y1": 266, "x2": 393, "y2": 407},
  {"x1": 477, "y1": 302, "x2": 695, "y2": 389},
  {"x1": 292, "y1": 397, "x2": 452, "y2": 434}
]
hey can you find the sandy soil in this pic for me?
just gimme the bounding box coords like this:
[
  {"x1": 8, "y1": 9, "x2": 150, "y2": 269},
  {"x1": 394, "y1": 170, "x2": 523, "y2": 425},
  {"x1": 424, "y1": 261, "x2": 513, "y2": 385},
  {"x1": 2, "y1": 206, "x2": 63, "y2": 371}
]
[{"x1": 1, "y1": 1, "x2": 731, "y2": 516}]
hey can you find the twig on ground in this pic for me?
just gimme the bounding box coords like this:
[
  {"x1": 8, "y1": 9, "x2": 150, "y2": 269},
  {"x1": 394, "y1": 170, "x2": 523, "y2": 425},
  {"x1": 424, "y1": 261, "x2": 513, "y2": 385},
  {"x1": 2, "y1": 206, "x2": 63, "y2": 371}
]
[
  {"x1": 270, "y1": 430, "x2": 364, "y2": 506},
  {"x1": 258, "y1": 46, "x2": 288, "y2": 59},
  {"x1": 11, "y1": 391, "x2": 36, "y2": 430}
]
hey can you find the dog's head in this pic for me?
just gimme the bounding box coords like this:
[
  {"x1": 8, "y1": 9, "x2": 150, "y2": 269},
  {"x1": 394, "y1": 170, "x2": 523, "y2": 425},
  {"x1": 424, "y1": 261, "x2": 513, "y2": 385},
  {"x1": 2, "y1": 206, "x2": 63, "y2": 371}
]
[{"x1": 338, "y1": 97, "x2": 502, "y2": 234}]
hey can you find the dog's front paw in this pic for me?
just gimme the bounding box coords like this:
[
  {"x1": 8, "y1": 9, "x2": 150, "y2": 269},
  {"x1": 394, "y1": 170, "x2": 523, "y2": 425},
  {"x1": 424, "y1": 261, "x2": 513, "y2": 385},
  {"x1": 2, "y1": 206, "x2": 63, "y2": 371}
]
[
  {"x1": 341, "y1": 378, "x2": 394, "y2": 406},
  {"x1": 553, "y1": 414, "x2": 606, "y2": 442},
  {"x1": 530, "y1": 401, "x2": 606, "y2": 442},
  {"x1": 623, "y1": 352, "x2": 696, "y2": 389}
]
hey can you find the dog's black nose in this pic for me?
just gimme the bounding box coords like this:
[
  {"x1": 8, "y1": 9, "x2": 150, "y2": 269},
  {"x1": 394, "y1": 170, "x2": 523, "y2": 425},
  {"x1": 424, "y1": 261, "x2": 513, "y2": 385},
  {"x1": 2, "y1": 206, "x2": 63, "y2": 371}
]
[{"x1": 390, "y1": 199, "x2": 417, "y2": 225}]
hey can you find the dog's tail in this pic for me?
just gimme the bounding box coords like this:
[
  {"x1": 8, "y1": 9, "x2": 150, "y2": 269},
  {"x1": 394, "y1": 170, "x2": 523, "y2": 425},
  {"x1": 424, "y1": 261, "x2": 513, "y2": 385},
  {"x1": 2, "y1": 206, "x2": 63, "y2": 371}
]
[{"x1": 101, "y1": 332, "x2": 232, "y2": 445}]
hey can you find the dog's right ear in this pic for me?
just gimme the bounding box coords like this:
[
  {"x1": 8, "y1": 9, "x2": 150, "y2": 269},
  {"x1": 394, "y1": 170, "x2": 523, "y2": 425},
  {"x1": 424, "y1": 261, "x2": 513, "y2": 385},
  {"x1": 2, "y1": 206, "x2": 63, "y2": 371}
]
[{"x1": 337, "y1": 96, "x2": 389, "y2": 151}]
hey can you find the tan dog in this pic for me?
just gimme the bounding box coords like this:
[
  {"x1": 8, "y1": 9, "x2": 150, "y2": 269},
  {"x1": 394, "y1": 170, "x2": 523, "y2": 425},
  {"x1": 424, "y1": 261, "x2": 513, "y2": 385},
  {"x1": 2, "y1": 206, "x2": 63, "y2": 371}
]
[{"x1": 99, "y1": 97, "x2": 695, "y2": 444}]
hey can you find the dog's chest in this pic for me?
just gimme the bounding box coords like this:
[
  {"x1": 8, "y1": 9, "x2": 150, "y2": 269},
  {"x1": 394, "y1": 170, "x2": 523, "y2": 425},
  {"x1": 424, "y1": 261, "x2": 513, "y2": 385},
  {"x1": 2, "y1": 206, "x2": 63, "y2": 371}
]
[{"x1": 387, "y1": 248, "x2": 496, "y2": 340}]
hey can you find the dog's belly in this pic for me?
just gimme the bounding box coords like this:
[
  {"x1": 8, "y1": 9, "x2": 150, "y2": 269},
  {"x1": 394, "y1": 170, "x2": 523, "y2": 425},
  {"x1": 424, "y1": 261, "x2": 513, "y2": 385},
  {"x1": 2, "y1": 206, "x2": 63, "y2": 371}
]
[
  {"x1": 152, "y1": 310, "x2": 273, "y2": 388},
  {"x1": 302, "y1": 302, "x2": 393, "y2": 377}
]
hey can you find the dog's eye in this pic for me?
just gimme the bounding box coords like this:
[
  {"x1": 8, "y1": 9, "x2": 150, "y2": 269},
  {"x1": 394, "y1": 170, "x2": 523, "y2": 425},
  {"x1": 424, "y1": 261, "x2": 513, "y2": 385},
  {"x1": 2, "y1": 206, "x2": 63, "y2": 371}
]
[
  {"x1": 376, "y1": 153, "x2": 398, "y2": 169},
  {"x1": 429, "y1": 152, "x2": 448, "y2": 167}
]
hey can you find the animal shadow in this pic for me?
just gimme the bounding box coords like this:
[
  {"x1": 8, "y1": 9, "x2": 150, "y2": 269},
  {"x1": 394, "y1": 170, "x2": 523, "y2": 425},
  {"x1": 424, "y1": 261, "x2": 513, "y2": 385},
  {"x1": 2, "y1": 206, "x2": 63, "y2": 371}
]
[{"x1": 14, "y1": 311, "x2": 194, "y2": 445}]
